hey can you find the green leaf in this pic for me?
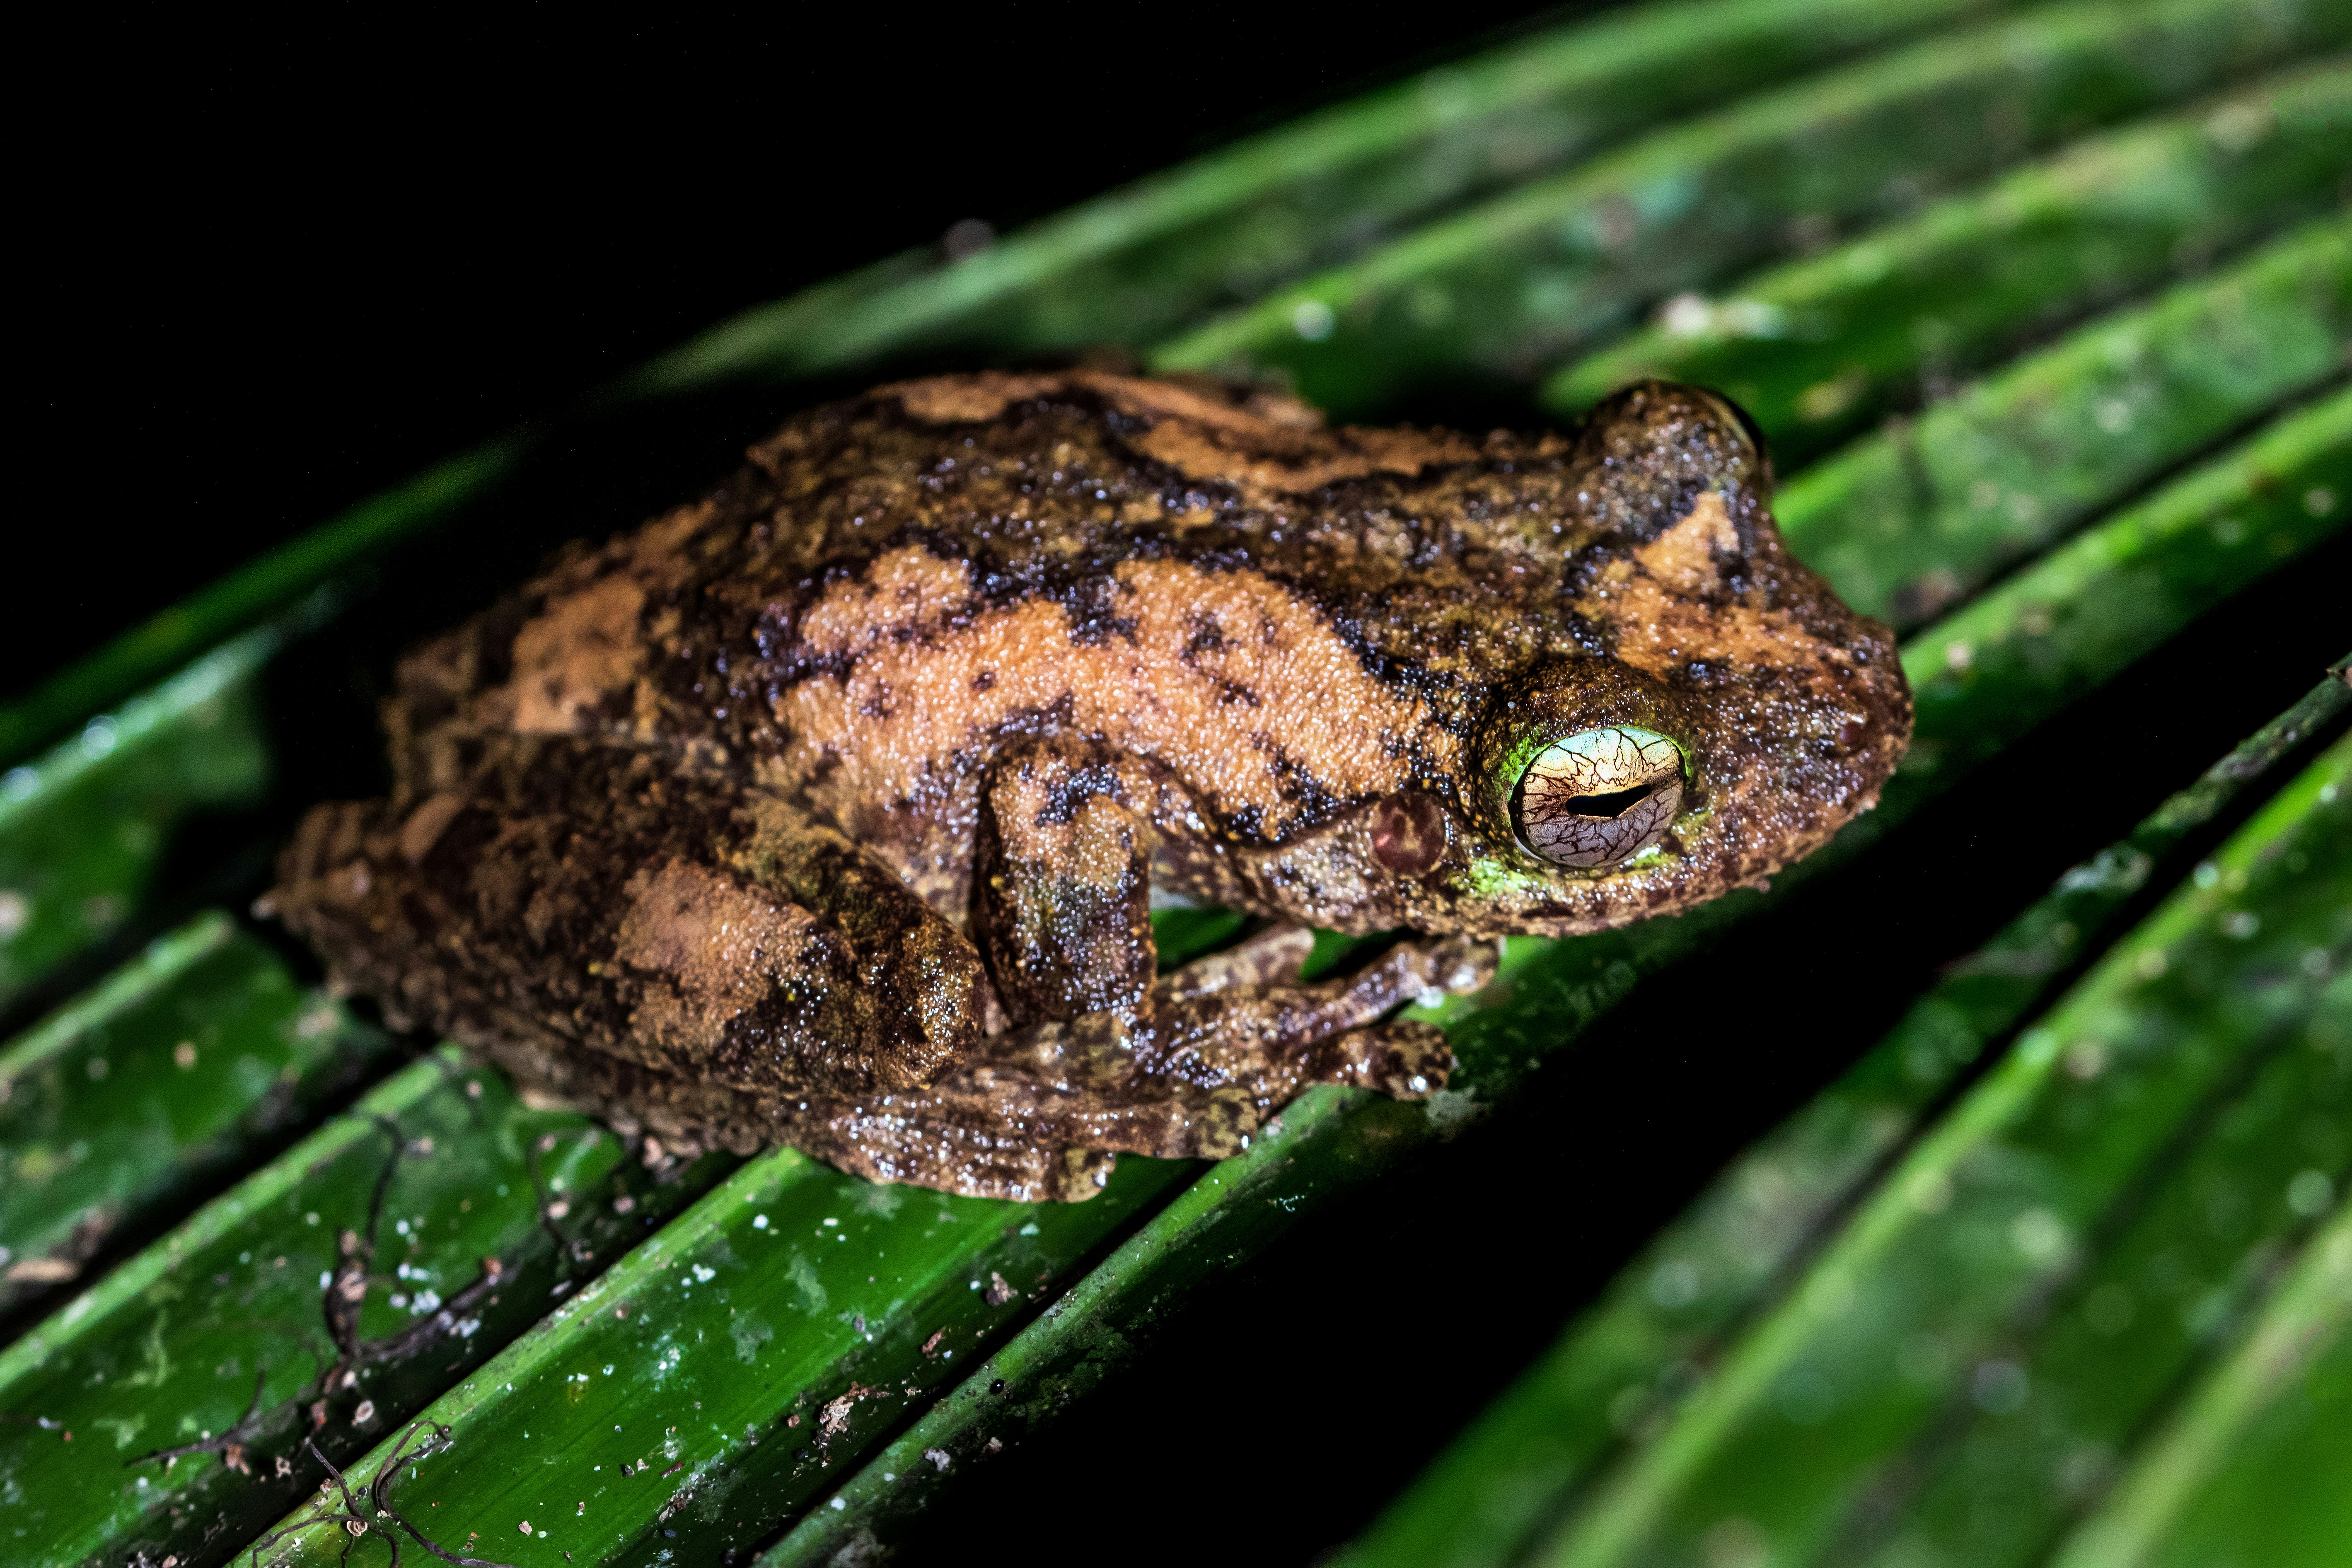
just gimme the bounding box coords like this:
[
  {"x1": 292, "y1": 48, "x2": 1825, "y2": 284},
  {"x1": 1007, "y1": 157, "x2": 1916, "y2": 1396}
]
[
  {"x1": 9, "y1": 6, "x2": 2351, "y2": 1563},
  {"x1": 1517, "y1": 736, "x2": 2349, "y2": 1568},
  {"x1": 631, "y1": 0, "x2": 2033, "y2": 392},
  {"x1": 1339, "y1": 669, "x2": 2350, "y2": 1568},
  {"x1": 1897, "y1": 385, "x2": 2352, "y2": 787},
  {"x1": 1861, "y1": 895, "x2": 2349, "y2": 1565},
  {"x1": 0, "y1": 913, "x2": 389, "y2": 1315},
  {"x1": 247, "y1": 1151, "x2": 1189, "y2": 1566},
  {"x1": 1544, "y1": 59, "x2": 2352, "y2": 466},
  {"x1": 0, "y1": 628, "x2": 278, "y2": 1006},
  {"x1": 1151, "y1": 0, "x2": 2351, "y2": 416},
  {"x1": 1776, "y1": 214, "x2": 2352, "y2": 630},
  {"x1": 0, "y1": 1051, "x2": 735, "y2": 1567},
  {"x1": 2049, "y1": 1183, "x2": 2352, "y2": 1568},
  {"x1": 254, "y1": 138, "x2": 2352, "y2": 1568},
  {"x1": 0, "y1": 450, "x2": 509, "y2": 771}
]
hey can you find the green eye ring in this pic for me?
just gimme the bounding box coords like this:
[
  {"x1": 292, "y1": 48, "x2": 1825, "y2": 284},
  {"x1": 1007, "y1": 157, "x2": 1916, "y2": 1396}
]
[{"x1": 1509, "y1": 725, "x2": 1687, "y2": 869}]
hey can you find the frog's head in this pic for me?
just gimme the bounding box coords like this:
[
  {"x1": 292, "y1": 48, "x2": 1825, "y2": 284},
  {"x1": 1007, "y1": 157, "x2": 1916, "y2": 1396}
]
[
  {"x1": 1325, "y1": 655, "x2": 1705, "y2": 935},
  {"x1": 1360, "y1": 645, "x2": 1906, "y2": 937},
  {"x1": 1352, "y1": 382, "x2": 1912, "y2": 937}
]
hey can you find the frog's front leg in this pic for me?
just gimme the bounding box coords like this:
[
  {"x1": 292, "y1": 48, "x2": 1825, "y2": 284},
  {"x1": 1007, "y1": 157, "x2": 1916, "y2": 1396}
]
[
  {"x1": 991, "y1": 930, "x2": 1487, "y2": 1119},
  {"x1": 967, "y1": 736, "x2": 1460, "y2": 1108},
  {"x1": 972, "y1": 738, "x2": 1157, "y2": 1023}
]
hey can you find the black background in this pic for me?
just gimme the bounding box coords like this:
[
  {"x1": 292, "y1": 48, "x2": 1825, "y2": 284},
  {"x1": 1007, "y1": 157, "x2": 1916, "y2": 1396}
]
[
  {"x1": 13, "y1": 3, "x2": 1601, "y2": 691},
  {"x1": 13, "y1": 8, "x2": 2351, "y2": 1566}
]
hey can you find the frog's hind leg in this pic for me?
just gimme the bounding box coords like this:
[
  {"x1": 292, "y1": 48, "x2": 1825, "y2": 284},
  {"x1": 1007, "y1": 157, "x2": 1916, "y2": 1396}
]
[
  {"x1": 379, "y1": 927, "x2": 1491, "y2": 1205},
  {"x1": 265, "y1": 735, "x2": 991, "y2": 1111},
  {"x1": 753, "y1": 933, "x2": 1495, "y2": 1201}
]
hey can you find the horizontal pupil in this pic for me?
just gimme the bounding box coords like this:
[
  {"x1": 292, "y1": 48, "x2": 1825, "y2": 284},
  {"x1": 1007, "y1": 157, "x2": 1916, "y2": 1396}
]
[{"x1": 1557, "y1": 782, "x2": 1656, "y2": 819}]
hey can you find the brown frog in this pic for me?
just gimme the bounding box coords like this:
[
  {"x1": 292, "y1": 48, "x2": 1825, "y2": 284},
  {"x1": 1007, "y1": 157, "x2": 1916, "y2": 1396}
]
[{"x1": 266, "y1": 372, "x2": 1910, "y2": 1201}]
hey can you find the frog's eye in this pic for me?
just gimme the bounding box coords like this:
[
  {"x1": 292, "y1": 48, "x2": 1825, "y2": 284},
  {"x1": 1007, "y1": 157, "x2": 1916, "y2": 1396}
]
[{"x1": 1512, "y1": 726, "x2": 1685, "y2": 869}]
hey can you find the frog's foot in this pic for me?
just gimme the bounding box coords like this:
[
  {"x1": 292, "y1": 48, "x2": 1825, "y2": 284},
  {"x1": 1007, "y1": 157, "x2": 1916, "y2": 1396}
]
[
  {"x1": 443, "y1": 934, "x2": 1495, "y2": 1205},
  {"x1": 442, "y1": 1024, "x2": 1134, "y2": 1202},
  {"x1": 1300, "y1": 1020, "x2": 1454, "y2": 1102},
  {"x1": 779, "y1": 934, "x2": 1499, "y2": 1199},
  {"x1": 1157, "y1": 923, "x2": 1316, "y2": 1001}
]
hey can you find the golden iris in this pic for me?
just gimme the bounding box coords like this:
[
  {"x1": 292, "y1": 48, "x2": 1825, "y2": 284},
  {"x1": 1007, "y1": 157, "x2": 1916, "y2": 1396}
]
[{"x1": 1512, "y1": 726, "x2": 1685, "y2": 869}]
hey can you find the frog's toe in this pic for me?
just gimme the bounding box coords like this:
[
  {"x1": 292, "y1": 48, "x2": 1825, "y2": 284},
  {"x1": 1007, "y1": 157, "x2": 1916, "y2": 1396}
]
[
  {"x1": 1051, "y1": 1147, "x2": 1119, "y2": 1202},
  {"x1": 1158, "y1": 924, "x2": 1316, "y2": 1003},
  {"x1": 1185, "y1": 1085, "x2": 1263, "y2": 1159},
  {"x1": 1420, "y1": 936, "x2": 1502, "y2": 999},
  {"x1": 1317, "y1": 1021, "x2": 1453, "y2": 1101}
]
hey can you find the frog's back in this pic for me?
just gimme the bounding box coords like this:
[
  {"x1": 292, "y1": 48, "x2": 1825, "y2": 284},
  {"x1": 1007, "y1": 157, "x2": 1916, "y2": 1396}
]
[
  {"x1": 385, "y1": 372, "x2": 1888, "y2": 877},
  {"x1": 391, "y1": 374, "x2": 1471, "y2": 789}
]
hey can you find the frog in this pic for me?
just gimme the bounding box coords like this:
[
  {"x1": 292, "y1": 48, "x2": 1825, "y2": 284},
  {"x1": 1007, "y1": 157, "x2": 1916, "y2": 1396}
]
[{"x1": 264, "y1": 370, "x2": 1911, "y2": 1201}]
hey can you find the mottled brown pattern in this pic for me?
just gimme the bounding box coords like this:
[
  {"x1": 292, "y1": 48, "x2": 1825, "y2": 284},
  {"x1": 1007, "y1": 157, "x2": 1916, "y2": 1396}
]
[{"x1": 268, "y1": 373, "x2": 1909, "y2": 1200}]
